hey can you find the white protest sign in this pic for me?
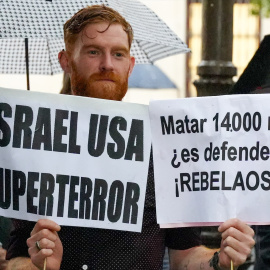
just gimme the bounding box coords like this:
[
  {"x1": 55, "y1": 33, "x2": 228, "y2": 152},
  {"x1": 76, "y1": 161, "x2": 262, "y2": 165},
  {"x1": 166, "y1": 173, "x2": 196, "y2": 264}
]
[
  {"x1": 0, "y1": 87, "x2": 151, "y2": 232},
  {"x1": 149, "y1": 94, "x2": 270, "y2": 227}
]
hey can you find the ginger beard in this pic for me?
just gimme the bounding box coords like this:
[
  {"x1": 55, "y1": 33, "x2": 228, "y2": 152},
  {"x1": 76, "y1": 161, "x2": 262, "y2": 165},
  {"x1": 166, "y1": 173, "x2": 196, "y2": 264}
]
[{"x1": 70, "y1": 61, "x2": 129, "y2": 101}]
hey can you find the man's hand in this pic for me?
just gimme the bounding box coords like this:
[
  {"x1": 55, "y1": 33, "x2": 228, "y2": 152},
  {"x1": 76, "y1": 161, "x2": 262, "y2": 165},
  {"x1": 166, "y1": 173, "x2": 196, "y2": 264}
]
[
  {"x1": 26, "y1": 219, "x2": 63, "y2": 270},
  {"x1": 0, "y1": 247, "x2": 8, "y2": 270},
  {"x1": 218, "y1": 218, "x2": 255, "y2": 269}
]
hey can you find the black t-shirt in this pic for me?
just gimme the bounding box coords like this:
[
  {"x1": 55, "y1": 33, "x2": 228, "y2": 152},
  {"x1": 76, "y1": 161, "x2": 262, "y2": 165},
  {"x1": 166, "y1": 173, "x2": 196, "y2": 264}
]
[{"x1": 7, "y1": 156, "x2": 201, "y2": 270}]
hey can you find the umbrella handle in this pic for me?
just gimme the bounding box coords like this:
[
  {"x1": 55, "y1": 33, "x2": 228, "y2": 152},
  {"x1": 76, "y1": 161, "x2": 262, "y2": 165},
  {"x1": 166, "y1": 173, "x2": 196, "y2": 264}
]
[{"x1": 25, "y1": 38, "x2": 30, "y2": 90}]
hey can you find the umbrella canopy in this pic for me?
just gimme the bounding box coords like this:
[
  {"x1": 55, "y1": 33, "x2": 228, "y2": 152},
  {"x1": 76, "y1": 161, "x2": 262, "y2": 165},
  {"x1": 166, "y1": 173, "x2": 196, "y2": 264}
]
[
  {"x1": 128, "y1": 64, "x2": 177, "y2": 89},
  {"x1": 0, "y1": 0, "x2": 190, "y2": 80}
]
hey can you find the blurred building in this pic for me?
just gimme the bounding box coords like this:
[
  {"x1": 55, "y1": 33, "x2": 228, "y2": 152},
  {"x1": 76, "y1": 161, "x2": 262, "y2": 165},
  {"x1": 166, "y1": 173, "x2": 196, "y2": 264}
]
[
  {"x1": 187, "y1": 0, "x2": 260, "y2": 97},
  {"x1": 125, "y1": 0, "x2": 264, "y2": 103}
]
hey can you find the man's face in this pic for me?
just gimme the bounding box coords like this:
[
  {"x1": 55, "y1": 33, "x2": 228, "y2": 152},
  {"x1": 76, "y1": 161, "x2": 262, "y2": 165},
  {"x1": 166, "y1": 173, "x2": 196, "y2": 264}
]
[{"x1": 66, "y1": 22, "x2": 135, "y2": 101}]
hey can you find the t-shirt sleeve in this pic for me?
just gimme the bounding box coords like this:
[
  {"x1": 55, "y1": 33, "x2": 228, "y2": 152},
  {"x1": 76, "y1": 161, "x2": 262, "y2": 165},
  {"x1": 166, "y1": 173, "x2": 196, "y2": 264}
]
[
  {"x1": 6, "y1": 219, "x2": 35, "y2": 260},
  {"x1": 165, "y1": 227, "x2": 202, "y2": 250}
]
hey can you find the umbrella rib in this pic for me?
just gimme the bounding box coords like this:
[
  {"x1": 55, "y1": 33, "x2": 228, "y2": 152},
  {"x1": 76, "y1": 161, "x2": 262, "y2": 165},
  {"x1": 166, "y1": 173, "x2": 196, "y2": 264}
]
[
  {"x1": 25, "y1": 38, "x2": 30, "y2": 90},
  {"x1": 46, "y1": 39, "x2": 53, "y2": 75}
]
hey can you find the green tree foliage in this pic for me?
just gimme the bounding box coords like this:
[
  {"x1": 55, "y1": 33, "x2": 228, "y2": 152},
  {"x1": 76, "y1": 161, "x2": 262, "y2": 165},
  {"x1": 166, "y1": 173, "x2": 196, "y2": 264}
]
[{"x1": 250, "y1": 0, "x2": 270, "y2": 17}]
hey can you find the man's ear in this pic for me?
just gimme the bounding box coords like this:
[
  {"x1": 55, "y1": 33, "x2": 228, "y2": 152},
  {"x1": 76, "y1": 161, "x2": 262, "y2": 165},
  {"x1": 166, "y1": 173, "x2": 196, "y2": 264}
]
[
  {"x1": 58, "y1": 50, "x2": 71, "y2": 73},
  {"x1": 128, "y1": 56, "x2": 136, "y2": 77}
]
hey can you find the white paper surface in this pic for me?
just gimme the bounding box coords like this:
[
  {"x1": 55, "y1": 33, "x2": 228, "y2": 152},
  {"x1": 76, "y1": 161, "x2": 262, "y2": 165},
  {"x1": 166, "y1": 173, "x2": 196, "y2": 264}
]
[
  {"x1": 0, "y1": 87, "x2": 151, "y2": 232},
  {"x1": 149, "y1": 94, "x2": 270, "y2": 227}
]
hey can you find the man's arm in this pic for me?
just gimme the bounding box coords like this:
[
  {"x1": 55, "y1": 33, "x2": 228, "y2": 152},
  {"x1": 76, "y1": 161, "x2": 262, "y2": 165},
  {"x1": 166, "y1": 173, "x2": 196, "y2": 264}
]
[
  {"x1": 7, "y1": 257, "x2": 38, "y2": 270},
  {"x1": 169, "y1": 246, "x2": 219, "y2": 270},
  {"x1": 169, "y1": 219, "x2": 255, "y2": 270}
]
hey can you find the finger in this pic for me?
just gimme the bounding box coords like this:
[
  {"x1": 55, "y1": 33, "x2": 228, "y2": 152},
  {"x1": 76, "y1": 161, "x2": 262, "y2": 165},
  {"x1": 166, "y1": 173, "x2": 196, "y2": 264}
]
[
  {"x1": 0, "y1": 261, "x2": 8, "y2": 270},
  {"x1": 220, "y1": 226, "x2": 255, "y2": 247},
  {"x1": 222, "y1": 245, "x2": 250, "y2": 266},
  {"x1": 28, "y1": 245, "x2": 55, "y2": 258},
  {"x1": 223, "y1": 235, "x2": 253, "y2": 255},
  {"x1": 28, "y1": 238, "x2": 56, "y2": 257},
  {"x1": 0, "y1": 248, "x2": 6, "y2": 258},
  {"x1": 29, "y1": 248, "x2": 53, "y2": 269},
  {"x1": 31, "y1": 219, "x2": 61, "y2": 236},
  {"x1": 218, "y1": 218, "x2": 254, "y2": 236},
  {"x1": 27, "y1": 230, "x2": 59, "y2": 250}
]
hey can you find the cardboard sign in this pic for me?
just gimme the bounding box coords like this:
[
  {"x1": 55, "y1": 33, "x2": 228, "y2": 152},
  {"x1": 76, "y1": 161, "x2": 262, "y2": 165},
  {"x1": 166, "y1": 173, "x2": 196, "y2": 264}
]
[
  {"x1": 149, "y1": 94, "x2": 270, "y2": 227},
  {"x1": 0, "y1": 87, "x2": 151, "y2": 232}
]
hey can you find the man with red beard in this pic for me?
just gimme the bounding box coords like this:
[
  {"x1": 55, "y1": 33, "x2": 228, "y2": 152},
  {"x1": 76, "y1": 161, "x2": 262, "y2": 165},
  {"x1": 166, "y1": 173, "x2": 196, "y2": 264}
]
[
  {"x1": 60, "y1": 6, "x2": 134, "y2": 100},
  {"x1": 6, "y1": 5, "x2": 254, "y2": 270}
]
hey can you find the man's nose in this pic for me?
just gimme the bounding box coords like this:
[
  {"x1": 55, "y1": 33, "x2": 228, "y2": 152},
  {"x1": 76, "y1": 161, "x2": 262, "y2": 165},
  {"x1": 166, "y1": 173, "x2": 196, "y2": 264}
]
[{"x1": 99, "y1": 54, "x2": 114, "y2": 72}]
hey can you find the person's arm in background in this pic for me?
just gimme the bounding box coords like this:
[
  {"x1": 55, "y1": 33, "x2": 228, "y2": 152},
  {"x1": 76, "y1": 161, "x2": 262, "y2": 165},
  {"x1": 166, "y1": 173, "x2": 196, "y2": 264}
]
[
  {"x1": 169, "y1": 219, "x2": 255, "y2": 270},
  {"x1": 0, "y1": 244, "x2": 8, "y2": 270}
]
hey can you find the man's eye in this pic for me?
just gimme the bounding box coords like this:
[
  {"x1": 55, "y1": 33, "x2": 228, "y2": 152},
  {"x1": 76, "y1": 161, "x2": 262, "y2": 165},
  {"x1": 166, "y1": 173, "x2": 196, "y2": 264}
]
[
  {"x1": 115, "y1": 52, "x2": 124, "y2": 57},
  {"x1": 88, "y1": 50, "x2": 98, "y2": 55}
]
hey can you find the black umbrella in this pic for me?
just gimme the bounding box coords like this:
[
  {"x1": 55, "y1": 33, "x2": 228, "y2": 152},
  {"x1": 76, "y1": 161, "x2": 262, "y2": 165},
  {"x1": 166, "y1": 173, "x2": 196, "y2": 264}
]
[{"x1": 229, "y1": 35, "x2": 270, "y2": 94}]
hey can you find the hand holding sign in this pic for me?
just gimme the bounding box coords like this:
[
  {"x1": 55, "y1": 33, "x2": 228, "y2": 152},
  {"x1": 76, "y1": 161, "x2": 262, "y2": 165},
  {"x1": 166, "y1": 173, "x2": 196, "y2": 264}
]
[
  {"x1": 168, "y1": 219, "x2": 254, "y2": 270},
  {"x1": 27, "y1": 219, "x2": 62, "y2": 270},
  {"x1": 218, "y1": 219, "x2": 255, "y2": 269}
]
